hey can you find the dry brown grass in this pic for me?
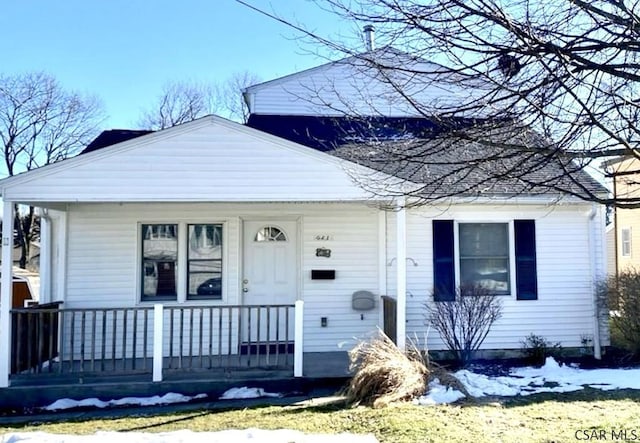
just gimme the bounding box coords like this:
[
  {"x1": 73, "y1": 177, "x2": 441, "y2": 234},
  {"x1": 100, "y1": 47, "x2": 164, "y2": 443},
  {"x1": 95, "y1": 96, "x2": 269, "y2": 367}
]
[{"x1": 345, "y1": 332, "x2": 429, "y2": 408}]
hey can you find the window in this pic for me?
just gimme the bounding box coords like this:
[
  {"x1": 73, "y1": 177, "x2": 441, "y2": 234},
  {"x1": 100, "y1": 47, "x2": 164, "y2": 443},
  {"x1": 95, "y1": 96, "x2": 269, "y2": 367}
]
[
  {"x1": 459, "y1": 223, "x2": 510, "y2": 295},
  {"x1": 432, "y1": 219, "x2": 537, "y2": 301},
  {"x1": 622, "y1": 228, "x2": 632, "y2": 257},
  {"x1": 141, "y1": 223, "x2": 224, "y2": 302},
  {"x1": 142, "y1": 224, "x2": 178, "y2": 300},
  {"x1": 188, "y1": 224, "x2": 223, "y2": 300},
  {"x1": 255, "y1": 226, "x2": 287, "y2": 242}
]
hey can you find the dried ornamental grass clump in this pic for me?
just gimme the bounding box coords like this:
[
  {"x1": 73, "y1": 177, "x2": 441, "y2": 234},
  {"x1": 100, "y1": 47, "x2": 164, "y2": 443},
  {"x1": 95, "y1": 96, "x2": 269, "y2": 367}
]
[{"x1": 346, "y1": 332, "x2": 429, "y2": 408}]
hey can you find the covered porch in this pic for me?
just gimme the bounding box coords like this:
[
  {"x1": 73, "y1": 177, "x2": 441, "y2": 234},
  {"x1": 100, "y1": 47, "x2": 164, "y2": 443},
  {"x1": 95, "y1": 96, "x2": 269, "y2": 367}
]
[
  {"x1": 0, "y1": 117, "x2": 412, "y2": 391},
  {"x1": 0, "y1": 199, "x2": 408, "y2": 390}
]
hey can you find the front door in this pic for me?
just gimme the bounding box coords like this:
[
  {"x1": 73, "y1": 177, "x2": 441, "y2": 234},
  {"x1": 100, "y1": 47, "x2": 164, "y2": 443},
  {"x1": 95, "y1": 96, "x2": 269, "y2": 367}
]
[{"x1": 242, "y1": 220, "x2": 298, "y2": 349}]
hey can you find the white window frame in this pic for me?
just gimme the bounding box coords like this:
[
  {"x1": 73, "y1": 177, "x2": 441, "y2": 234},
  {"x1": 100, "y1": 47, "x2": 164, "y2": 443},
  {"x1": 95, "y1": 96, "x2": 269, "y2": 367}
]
[
  {"x1": 621, "y1": 227, "x2": 632, "y2": 257},
  {"x1": 454, "y1": 220, "x2": 516, "y2": 296},
  {"x1": 137, "y1": 221, "x2": 228, "y2": 304},
  {"x1": 186, "y1": 223, "x2": 224, "y2": 301},
  {"x1": 140, "y1": 223, "x2": 179, "y2": 302}
]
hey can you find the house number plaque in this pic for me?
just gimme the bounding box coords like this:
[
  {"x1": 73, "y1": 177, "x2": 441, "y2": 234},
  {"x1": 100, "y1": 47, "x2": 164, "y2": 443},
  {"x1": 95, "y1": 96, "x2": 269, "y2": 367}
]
[
  {"x1": 316, "y1": 247, "x2": 331, "y2": 258},
  {"x1": 314, "y1": 234, "x2": 333, "y2": 241}
]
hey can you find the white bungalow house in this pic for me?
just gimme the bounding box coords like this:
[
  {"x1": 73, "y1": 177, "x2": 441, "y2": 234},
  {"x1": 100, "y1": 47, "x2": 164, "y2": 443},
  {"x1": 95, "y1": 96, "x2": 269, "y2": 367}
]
[{"x1": 0, "y1": 48, "x2": 608, "y2": 388}]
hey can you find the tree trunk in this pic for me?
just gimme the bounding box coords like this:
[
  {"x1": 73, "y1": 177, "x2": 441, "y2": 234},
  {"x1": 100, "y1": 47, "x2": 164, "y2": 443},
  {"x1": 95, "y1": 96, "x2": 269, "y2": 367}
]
[{"x1": 14, "y1": 205, "x2": 36, "y2": 270}]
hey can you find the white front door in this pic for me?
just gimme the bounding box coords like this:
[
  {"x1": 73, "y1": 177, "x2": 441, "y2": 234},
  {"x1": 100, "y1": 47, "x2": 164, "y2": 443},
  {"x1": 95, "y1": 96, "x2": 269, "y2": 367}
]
[
  {"x1": 242, "y1": 220, "x2": 298, "y2": 348},
  {"x1": 242, "y1": 220, "x2": 298, "y2": 306}
]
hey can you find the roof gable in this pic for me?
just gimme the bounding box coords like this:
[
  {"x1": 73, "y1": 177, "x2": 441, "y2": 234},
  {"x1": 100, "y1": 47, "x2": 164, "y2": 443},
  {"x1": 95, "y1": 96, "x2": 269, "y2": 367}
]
[
  {"x1": 0, "y1": 116, "x2": 387, "y2": 203},
  {"x1": 244, "y1": 47, "x2": 483, "y2": 117}
]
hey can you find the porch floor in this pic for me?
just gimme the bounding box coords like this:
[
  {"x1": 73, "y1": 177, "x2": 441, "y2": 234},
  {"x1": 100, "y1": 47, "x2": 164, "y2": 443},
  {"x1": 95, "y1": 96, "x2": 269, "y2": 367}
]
[{"x1": 0, "y1": 352, "x2": 352, "y2": 410}]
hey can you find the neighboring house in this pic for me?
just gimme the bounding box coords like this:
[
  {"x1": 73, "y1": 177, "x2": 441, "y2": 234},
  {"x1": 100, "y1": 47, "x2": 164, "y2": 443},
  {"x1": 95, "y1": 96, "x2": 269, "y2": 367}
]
[
  {"x1": 605, "y1": 156, "x2": 640, "y2": 275},
  {"x1": 606, "y1": 223, "x2": 616, "y2": 276},
  {"x1": 6, "y1": 267, "x2": 40, "y2": 308},
  {"x1": 0, "y1": 242, "x2": 40, "y2": 272},
  {"x1": 0, "y1": 47, "x2": 608, "y2": 388}
]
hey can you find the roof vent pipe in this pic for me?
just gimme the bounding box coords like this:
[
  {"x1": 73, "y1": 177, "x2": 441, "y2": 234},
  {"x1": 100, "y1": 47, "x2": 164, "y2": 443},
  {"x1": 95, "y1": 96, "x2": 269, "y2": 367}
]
[{"x1": 363, "y1": 25, "x2": 375, "y2": 51}]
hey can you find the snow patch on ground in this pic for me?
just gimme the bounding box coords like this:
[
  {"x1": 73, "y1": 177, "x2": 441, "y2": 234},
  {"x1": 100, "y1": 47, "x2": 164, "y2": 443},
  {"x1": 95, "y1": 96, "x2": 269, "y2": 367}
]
[
  {"x1": 0, "y1": 430, "x2": 379, "y2": 443},
  {"x1": 43, "y1": 393, "x2": 207, "y2": 411},
  {"x1": 219, "y1": 387, "x2": 282, "y2": 400},
  {"x1": 413, "y1": 378, "x2": 465, "y2": 405},
  {"x1": 417, "y1": 357, "x2": 640, "y2": 406}
]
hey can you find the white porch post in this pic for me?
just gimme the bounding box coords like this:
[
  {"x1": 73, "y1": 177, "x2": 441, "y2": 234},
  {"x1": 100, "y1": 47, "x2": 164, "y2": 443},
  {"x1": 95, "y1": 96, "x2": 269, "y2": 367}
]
[
  {"x1": 153, "y1": 304, "x2": 164, "y2": 382},
  {"x1": 396, "y1": 198, "x2": 407, "y2": 351},
  {"x1": 378, "y1": 210, "x2": 387, "y2": 329},
  {"x1": 0, "y1": 201, "x2": 15, "y2": 387},
  {"x1": 294, "y1": 300, "x2": 304, "y2": 377}
]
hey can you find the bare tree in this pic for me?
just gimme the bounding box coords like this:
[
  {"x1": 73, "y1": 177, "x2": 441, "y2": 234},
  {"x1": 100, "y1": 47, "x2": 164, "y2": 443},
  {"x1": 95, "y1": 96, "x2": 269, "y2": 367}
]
[
  {"x1": 139, "y1": 73, "x2": 260, "y2": 128},
  {"x1": 138, "y1": 80, "x2": 215, "y2": 130},
  {"x1": 426, "y1": 284, "x2": 503, "y2": 366},
  {"x1": 0, "y1": 72, "x2": 105, "y2": 268},
  {"x1": 236, "y1": 0, "x2": 640, "y2": 208},
  {"x1": 218, "y1": 71, "x2": 261, "y2": 123}
]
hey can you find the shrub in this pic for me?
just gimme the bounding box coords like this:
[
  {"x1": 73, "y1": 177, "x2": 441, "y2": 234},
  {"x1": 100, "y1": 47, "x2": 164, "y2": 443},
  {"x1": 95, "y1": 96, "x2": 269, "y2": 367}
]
[
  {"x1": 346, "y1": 331, "x2": 428, "y2": 408},
  {"x1": 598, "y1": 269, "x2": 640, "y2": 356},
  {"x1": 521, "y1": 333, "x2": 562, "y2": 365},
  {"x1": 425, "y1": 284, "x2": 503, "y2": 366}
]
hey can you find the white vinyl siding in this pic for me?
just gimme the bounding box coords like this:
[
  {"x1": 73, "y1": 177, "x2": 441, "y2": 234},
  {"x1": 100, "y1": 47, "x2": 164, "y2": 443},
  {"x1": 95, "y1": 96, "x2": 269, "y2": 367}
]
[
  {"x1": 387, "y1": 203, "x2": 602, "y2": 351},
  {"x1": 301, "y1": 206, "x2": 380, "y2": 352},
  {"x1": 63, "y1": 202, "x2": 380, "y2": 353},
  {"x1": 246, "y1": 51, "x2": 488, "y2": 117}
]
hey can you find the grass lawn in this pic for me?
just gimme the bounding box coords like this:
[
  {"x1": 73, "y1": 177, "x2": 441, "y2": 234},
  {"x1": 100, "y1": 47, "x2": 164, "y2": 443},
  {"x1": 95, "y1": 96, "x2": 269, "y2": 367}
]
[{"x1": 1, "y1": 389, "x2": 639, "y2": 442}]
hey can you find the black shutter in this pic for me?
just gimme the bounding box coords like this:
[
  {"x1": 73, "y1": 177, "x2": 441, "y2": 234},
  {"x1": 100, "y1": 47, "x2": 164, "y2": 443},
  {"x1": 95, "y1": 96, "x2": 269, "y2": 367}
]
[
  {"x1": 433, "y1": 220, "x2": 455, "y2": 301},
  {"x1": 514, "y1": 220, "x2": 538, "y2": 300}
]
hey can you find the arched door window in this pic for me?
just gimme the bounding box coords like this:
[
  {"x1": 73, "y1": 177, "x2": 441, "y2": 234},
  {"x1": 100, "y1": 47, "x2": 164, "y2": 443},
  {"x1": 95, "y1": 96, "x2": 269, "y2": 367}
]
[{"x1": 254, "y1": 226, "x2": 287, "y2": 242}]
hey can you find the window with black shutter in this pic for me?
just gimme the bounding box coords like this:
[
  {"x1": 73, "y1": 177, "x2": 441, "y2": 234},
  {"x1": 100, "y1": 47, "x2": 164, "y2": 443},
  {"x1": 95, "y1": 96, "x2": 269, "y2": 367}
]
[
  {"x1": 432, "y1": 220, "x2": 455, "y2": 301},
  {"x1": 514, "y1": 220, "x2": 538, "y2": 300},
  {"x1": 431, "y1": 219, "x2": 538, "y2": 301}
]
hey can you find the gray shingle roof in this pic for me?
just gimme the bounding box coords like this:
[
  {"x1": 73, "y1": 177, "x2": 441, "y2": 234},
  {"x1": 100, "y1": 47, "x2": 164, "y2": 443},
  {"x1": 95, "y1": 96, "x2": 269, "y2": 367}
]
[
  {"x1": 329, "y1": 123, "x2": 607, "y2": 200},
  {"x1": 247, "y1": 114, "x2": 605, "y2": 200}
]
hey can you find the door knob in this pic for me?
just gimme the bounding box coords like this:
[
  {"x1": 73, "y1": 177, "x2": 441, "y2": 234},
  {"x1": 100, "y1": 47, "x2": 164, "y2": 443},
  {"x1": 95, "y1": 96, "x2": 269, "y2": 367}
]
[{"x1": 243, "y1": 287, "x2": 249, "y2": 292}]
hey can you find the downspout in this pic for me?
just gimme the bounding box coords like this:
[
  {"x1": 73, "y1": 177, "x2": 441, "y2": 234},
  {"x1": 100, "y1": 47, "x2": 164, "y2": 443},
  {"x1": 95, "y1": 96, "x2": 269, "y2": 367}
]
[
  {"x1": 36, "y1": 207, "x2": 51, "y2": 304},
  {"x1": 588, "y1": 203, "x2": 602, "y2": 359}
]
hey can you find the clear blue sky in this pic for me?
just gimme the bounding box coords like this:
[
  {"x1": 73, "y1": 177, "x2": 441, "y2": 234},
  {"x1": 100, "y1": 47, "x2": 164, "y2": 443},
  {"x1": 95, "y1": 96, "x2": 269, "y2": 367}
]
[{"x1": 0, "y1": 1, "x2": 358, "y2": 129}]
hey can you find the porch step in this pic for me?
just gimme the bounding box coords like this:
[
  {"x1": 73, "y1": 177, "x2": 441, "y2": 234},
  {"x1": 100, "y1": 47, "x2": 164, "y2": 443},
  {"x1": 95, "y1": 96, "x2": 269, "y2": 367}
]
[{"x1": 239, "y1": 342, "x2": 294, "y2": 355}]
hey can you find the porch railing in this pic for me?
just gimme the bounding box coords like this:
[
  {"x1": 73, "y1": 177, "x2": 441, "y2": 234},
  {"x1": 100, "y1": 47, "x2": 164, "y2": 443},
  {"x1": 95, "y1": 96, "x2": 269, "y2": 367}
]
[
  {"x1": 9, "y1": 302, "x2": 301, "y2": 382},
  {"x1": 163, "y1": 305, "x2": 294, "y2": 371},
  {"x1": 11, "y1": 302, "x2": 63, "y2": 374}
]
